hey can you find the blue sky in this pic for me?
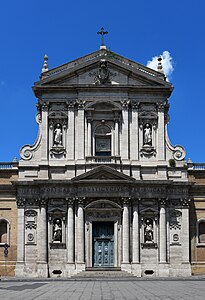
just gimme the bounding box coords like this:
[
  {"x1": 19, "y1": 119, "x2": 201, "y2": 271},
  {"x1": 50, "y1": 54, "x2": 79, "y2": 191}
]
[{"x1": 0, "y1": 0, "x2": 204, "y2": 162}]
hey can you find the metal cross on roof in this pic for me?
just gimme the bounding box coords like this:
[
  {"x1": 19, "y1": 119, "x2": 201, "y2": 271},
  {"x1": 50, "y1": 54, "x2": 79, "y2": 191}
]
[{"x1": 97, "y1": 27, "x2": 108, "y2": 46}]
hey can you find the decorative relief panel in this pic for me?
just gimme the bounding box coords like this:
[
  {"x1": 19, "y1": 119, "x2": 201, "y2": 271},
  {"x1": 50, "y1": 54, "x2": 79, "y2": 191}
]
[
  {"x1": 169, "y1": 209, "x2": 182, "y2": 245},
  {"x1": 25, "y1": 210, "x2": 37, "y2": 245}
]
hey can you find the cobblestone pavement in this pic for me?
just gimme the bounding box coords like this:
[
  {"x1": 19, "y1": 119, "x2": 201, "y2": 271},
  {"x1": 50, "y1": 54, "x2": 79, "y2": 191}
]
[{"x1": 1, "y1": 278, "x2": 205, "y2": 300}]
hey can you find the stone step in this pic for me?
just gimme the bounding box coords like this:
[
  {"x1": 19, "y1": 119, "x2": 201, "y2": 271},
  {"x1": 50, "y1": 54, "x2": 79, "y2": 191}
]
[{"x1": 72, "y1": 269, "x2": 134, "y2": 278}]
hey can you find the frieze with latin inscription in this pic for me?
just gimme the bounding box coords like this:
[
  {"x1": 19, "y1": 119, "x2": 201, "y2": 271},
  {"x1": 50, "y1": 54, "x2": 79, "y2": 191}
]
[{"x1": 17, "y1": 183, "x2": 189, "y2": 200}]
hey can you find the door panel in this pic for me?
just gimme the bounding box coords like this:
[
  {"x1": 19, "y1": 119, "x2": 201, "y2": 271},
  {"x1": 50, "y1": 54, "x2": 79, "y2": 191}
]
[{"x1": 93, "y1": 222, "x2": 114, "y2": 267}]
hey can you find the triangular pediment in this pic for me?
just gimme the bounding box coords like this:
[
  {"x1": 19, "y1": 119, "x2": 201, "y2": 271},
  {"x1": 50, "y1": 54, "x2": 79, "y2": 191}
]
[
  {"x1": 71, "y1": 165, "x2": 135, "y2": 182},
  {"x1": 34, "y1": 49, "x2": 172, "y2": 90}
]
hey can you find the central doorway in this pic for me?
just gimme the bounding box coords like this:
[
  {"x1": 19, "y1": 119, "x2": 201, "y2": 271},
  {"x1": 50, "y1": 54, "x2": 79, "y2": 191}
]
[{"x1": 92, "y1": 222, "x2": 114, "y2": 267}]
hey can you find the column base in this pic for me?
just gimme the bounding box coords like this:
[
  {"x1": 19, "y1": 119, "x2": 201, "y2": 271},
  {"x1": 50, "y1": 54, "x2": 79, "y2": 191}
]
[
  {"x1": 121, "y1": 263, "x2": 132, "y2": 273},
  {"x1": 66, "y1": 263, "x2": 76, "y2": 277},
  {"x1": 131, "y1": 263, "x2": 142, "y2": 277},
  {"x1": 37, "y1": 262, "x2": 48, "y2": 277},
  {"x1": 16, "y1": 262, "x2": 48, "y2": 278},
  {"x1": 76, "y1": 263, "x2": 85, "y2": 274},
  {"x1": 158, "y1": 263, "x2": 169, "y2": 277},
  {"x1": 15, "y1": 262, "x2": 25, "y2": 277},
  {"x1": 169, "y1": 262, "x2": 191, "y2": 277}
]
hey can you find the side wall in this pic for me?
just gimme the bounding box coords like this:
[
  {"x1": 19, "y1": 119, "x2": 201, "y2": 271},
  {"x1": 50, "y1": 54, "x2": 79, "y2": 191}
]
[
  {"x1": 0, "y1": 164, "x2": 18, "y2": 276},
  {"x1": 189, "y1": 168, "x2": 205, "y2": 275}
]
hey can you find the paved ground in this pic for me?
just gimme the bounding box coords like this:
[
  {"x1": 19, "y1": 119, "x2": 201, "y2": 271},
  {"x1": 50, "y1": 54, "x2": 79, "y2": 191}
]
[{"x1": 1, "y1": 278, "x2": 205, "y2": 300}]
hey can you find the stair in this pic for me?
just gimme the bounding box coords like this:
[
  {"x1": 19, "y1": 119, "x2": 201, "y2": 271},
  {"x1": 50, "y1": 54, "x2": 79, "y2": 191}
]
[{"x1": 71, "y1": 268, "x2": 135, "y2": 280}]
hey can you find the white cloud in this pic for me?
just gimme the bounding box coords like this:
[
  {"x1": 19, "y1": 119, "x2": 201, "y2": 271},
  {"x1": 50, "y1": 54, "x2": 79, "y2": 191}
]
[{"x1": 147, "y1": 51, "x2": 174, "y2": 81}]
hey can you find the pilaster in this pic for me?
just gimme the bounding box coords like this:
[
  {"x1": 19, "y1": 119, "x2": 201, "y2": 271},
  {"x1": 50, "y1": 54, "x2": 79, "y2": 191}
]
[
  {"x1": 67, "y1": 101, "x2": 75, "y2": 160},
  {"x1": 41, "y1": 103, "x2": 49, "y2": 161},
  {"x1": 130, "y1": 102, "x2": 139, "y2": 161},
  {"x1": 37, "y1": 198, "x2": 48, "y2": 277},
  {"x1": 132, "y1": 198, "x2": 141, "y2": 277},
  {"x1": 76, "y1": 100, "x2": 85, "y2": 161},
  {"x1": 181, "y1": 198, "x2": 190, "y2": 263},
  {"x1": 120, "y1": 100, "x2": 129, "y2": 162},
  {"x1": 114, "y1": 117, "x2": 119, "y2": 156},
  {"x1": 159, "y1": 199, "x2": 167, "y2": 263},
  {"x1": 157, "y1": 103, "x2": 165, "y2": 160},
  {"x1": 15, "y1": 198, "x2": 25, "y2": 276},
  {"x1": 87, "y1": 118, "x2": 92, "y2": 156}
]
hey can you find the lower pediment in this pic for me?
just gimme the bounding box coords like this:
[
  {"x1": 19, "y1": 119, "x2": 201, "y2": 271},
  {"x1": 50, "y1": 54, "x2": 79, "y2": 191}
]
[{"x1": 71, "y1": 165, "x2": 135, "y2": 182}]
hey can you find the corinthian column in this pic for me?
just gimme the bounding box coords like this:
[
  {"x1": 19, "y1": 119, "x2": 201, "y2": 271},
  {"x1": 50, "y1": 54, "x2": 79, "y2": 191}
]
[
  {"x1": 132, "y1": 199, "x2": 139, "y2": 263},
  {"x1": 67, "y1": 198, "x2": 74, "y2": 263},
  {"x1": 77, "y1": 198, "x2": 85, "y2": 263},
  {"x1": 122, "y1": 198, "x2": 130, "y2": 264},
  {"x1": 37, "y1": 199, "x2": 47, "y2": 263},
  {"x1": 159, "y1": 199, "x2": 167, "y2": 263}
]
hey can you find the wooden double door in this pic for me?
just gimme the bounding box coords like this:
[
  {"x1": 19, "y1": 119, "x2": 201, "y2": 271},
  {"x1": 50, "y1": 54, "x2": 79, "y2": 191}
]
[{"x1": 93, "y1": 222, "x2": 114, "y2": 267}]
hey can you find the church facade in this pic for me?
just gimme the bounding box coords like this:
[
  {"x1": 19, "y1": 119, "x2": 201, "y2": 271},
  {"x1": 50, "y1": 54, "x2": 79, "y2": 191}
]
[{"x1": 2, "y1": 45, "x2": 202, "y2": 278}]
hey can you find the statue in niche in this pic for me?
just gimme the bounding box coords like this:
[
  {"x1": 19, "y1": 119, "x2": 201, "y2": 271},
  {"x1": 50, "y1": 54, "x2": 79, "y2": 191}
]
[
  {"x1": 54, "y1": 124, "x2": 62, "y2": 146},
  {"x1": 52, "y1": 219, "x2": 62, "y2": 242},
  {"x1": 144, "y1": 218, "x2": 153, "y2": 243},
  {"x1": 144, "y1": 124, "x2": 152, "y2": 145}
]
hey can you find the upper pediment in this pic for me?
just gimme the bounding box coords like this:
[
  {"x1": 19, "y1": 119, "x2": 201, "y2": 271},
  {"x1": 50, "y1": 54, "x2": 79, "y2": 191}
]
[
  {"x1": 71, "y1": 165, "x2": 135, "y2": 182},
  {"x1": 34, "y1": 49, "x2": 172, "y2": 90}
]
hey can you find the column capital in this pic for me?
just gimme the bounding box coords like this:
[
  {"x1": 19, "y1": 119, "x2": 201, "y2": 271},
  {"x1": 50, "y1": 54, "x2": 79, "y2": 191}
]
[
  {"x1": 159, "y1": 198, "x2": 168, "y2": 207},
  {"x1": 67, "y1": 100, "x2": 76, "y2": 110},
  {"x1": 39, "y1": 198, "x2": 48, "y2": 207},
  {"x1": 77, "y1": 99, "x2": 86, "y2": 109},
  {"x1": 122, "y1": 197, "x2": 131, "y2": 206},
  {"x1": 16, "y1": 197, "x2": 26, "y2": 208},
  {"x1": 131, "y1": 101, "x2": 140, "y2": 110},
  {"x1": 41, "y1": 103, "x2": 49, "y2": 111},
  {"x1": 181, "y1": 198, "x2": 191, "y2": 207},
  {"x1": 121, "y1": 99, "x2": 130, "y2": 109},
  {"x1": 157, "y1": 102, "x2": 166, "y2": 112},
  {"x1": 77, "y1": 197, "x2": 85, "y2": 207},
  {"x1": 66, "y1": 197, "x2": 75, "y2": 207}
]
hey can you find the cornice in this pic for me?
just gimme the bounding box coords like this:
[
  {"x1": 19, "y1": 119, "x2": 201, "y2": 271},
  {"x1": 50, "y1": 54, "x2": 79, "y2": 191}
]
[{"x1": 33, "y1": 85, "x2": 173, "y2": 99}]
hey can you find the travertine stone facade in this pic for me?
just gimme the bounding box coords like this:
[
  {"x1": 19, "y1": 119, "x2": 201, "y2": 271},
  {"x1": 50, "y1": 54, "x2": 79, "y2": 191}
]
[
  {"x1": 0, "y1": 162, "x2": 18, "y2": 276},
  {"x1": 188, "y1": 163, "x2": 205, "y2": 275},
  {"x1": 14, "y1": 48, "x2": 191, "y2": 277}
]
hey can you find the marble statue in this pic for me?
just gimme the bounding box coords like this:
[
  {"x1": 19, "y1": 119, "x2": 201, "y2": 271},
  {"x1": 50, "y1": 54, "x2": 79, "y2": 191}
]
[
  {"x1": 144, "y1": 219, "x2": 153, "y2": 243},
  {"x1": 53, "y1": 219, "x2": 62, "y2": 242},
  {"x1": 54, "y1": 124, "x2": 62, "y2": 145},
  {"x1": 144, "y1": 124, "x2": 152, "y2": 145}
]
